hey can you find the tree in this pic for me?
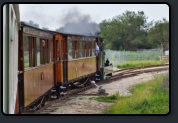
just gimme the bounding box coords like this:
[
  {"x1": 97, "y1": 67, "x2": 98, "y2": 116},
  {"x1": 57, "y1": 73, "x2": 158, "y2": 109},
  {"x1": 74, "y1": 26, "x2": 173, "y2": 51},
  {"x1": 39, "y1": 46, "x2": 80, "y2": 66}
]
[
  {"x1": 99, "y1": 11, "x2": 150, "y2": 50},
  {"x1": 147, "y1": 18, "x2": 169, "y2": 51},
  {"x1": 25, "y1": 20, "x2": 39, "y2": 28},
  {"x1": 42, "y1": 27, "x2": 49, "y2": 30},
  {"x1": 56, "y1": 27, "x2": 64, "y2": 32}
]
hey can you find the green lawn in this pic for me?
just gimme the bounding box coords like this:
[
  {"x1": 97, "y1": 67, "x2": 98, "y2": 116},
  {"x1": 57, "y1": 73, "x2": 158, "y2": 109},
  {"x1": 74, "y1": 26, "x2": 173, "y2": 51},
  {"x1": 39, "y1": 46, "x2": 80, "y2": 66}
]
[
  {"x1": 117, "y1": 60, "x2": 168, "y2": 69},
  {"x1": 94, "y1": 74, "x2": 169, "y2": 114}
]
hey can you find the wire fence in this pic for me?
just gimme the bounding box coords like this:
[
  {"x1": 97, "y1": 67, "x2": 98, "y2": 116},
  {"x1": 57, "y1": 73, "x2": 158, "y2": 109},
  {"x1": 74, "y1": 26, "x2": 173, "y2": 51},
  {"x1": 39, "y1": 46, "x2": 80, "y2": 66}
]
[{"x1": 105, "y1": 49, "x2": 163, "y2": 68}]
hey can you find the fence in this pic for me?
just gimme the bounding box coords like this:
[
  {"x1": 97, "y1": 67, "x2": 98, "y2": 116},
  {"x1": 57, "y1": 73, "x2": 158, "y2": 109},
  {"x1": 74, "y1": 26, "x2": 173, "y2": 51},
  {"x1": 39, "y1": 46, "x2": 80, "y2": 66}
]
[{"x1": 105, "y1": 49, "x2": 163, "y2": 68}]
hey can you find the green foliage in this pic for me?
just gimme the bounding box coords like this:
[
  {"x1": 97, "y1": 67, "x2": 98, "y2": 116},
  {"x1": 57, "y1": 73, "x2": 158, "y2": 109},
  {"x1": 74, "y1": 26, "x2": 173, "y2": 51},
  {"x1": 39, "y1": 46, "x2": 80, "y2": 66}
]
[
  {"x1": 99, "y1": 11, "x2": 169, "y2": 51},
  {"x1": 42, "y1": 27, "x2": 49, "y2": 30},
  {"x1": 24, "y1": 20, "x2": 40, "y2": 28},
  {"x1": 117, "y1": 60, "x2": 168, "y2": 68},
  {"x1": 147, "y1": 19, "x2": 169, "y2": 51},
  {"x1": 78, "y1": 97, "x2": 87, "y2": 100},
  {"x1": 95, "y1": 94, "x2": 120, "y2": 103},
  {"x1": 104, "y1": 74, "x2": 169, "y2": 114},
  {"x1": 24, "y1": 63, "x2": 29, "y2": 68},
  {"x1": 23, "y1": 20, "x2": 50, "y2": 31},
  {"x1": 56, "y1": 27, "x2": 65, "y2": 32}
]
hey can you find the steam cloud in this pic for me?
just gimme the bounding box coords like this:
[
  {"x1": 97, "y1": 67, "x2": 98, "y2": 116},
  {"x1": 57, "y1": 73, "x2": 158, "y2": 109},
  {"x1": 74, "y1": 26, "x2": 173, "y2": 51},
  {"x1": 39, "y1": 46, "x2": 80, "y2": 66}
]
[{"x1": 59, "y1": 8, "x2": 100, "y2": 36}]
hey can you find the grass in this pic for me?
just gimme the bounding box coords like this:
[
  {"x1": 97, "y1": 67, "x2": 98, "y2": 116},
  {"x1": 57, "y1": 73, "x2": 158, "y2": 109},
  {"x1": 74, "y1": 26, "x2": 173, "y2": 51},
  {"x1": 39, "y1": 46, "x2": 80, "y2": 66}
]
[
  {"x1": 117, "y1": 60, "x2": 168, "y2": 69},
  {"x1": 95, "y1": 94, "x2": 120, "y2": 103},
  {"x1": 95, "y1": 74, "x2": 169, "y2": 114},
  {"x1": 78, "y1": 97, "x2": 87, "y2": 100},
  {"x1": 25, "y1": 63, "x2": 29, "y2": 68}
]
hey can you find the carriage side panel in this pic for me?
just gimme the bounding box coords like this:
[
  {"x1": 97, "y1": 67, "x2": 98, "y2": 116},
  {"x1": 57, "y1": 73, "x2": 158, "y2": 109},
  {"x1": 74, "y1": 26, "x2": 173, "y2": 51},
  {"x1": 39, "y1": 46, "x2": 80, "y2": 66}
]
[{"x1": 23, "y1": 64, "x2": 54, "y2": 107}]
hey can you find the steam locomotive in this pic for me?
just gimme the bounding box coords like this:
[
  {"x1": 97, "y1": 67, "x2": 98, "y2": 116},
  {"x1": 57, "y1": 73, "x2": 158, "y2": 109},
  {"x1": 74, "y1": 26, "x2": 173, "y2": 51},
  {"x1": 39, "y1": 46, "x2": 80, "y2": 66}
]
[{"x1": 3, "y1": 4, "x2": 106, "y2": 114}]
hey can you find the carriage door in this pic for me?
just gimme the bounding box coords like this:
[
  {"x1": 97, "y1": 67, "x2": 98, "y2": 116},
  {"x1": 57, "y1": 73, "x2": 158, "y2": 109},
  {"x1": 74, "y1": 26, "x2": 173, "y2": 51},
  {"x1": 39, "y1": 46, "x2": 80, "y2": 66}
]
[
  {"x1": 62, "y1": 36, "x2": 68, "y2": 83},
  {"x1": 55, "y1": 35, "x2": 63, "y2": 84}
]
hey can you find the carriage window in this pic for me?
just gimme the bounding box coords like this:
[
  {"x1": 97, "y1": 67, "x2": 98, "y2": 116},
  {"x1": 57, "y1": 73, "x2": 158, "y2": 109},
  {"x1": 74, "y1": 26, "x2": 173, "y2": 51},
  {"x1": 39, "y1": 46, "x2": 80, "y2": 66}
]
[
  {"x1": 24, "y1": 35, "x2": 37, "y2": 68},
  {"x1": 68, "y1": 37, "x2": 95, "y2": 60},
  {"x1": 86, "y1": 41, "x2": 90, "y2": 57},
  {"x1": 68, "y1": 40, "x2": 72, "y2": 60},
  {"x1": 79, "y1": 41, "x2": 83, "y2": 58},
  {"x1": 24, "y1": 35, "x2": 29, "y2": 68},
  {"x1": 30, "y1": 37, "x2": 37, "y2": 67},
  {"x1": 72, "y1": 41, "x2": 78, "y2": 59},
  {"x1": 61, "y1": 39, "x2": 63, "y2": 60},
  {"x1": 49, "y1": 40, "x2": 51, "y2": 62},
  {"x1": 36, "y1": 38, "x2": 40, "y2": 66},
  {"x1": 72, "y1": 41, "x2": 75, "y2": 58},
  {"x1": 56, "y1": 40, "x2": 60, "y2": 61},
  {"x1": 92, "y1": 41, "x2": 95, "y2": 56},
  {"x1": 40, "y1": 39, "x2": 50, "y2": 64},
  {"x1": 24, "y1": 34, "x2": 51, "y2": 69},
  {"x1": 88, "y1": 42, "x2": 91, "y2": 57},
  {"x1": 89, "y1": 42, "x2": 92, "y2": 57},
  {"x1": 76, "y1": 41, "x2": 79, "y2": 58},
  {"x1": 83, "y1": 41, "x2": 87, "y2": 57}
]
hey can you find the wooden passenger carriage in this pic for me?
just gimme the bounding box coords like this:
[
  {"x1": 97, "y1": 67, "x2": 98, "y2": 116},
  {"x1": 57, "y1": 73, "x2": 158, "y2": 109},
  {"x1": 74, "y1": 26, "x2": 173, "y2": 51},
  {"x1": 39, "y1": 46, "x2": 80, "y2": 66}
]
[
  {"x1": 18, "y1": 22, "x2": 100, "y2": 111},
  {"x1": 18, "y1": 22, "x2": 55, "y2": 108},
  {"x1": 54, "y1": 32, "x2": 98, "y2": 85}
]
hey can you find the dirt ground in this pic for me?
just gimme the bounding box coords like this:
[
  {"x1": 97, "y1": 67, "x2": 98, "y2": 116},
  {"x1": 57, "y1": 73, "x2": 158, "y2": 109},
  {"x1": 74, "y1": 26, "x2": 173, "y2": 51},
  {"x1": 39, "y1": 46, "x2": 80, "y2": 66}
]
[{"x1": 41, "y1": 70, "x2": 169, "y2": 114}]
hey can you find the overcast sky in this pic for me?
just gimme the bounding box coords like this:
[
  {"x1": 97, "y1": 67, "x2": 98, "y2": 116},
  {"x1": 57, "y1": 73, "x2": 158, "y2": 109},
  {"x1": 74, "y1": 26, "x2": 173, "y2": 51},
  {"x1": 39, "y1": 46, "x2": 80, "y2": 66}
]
[{"x1": 19, "y1": 4, "x2": 169, "y2": 31}]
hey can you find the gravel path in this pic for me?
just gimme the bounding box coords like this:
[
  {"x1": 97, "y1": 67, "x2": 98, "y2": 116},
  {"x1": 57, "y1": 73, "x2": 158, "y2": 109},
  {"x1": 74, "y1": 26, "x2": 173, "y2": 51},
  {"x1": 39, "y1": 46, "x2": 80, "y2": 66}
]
[{"x1": 41, "y1": 70, "x2": 168, "y2": 114}]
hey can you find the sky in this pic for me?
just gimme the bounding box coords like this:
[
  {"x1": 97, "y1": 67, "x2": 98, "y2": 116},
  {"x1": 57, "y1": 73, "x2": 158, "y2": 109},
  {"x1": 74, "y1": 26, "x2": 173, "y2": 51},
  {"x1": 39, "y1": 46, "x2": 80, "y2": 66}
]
[{"x1": 19, "y1": 4, "x2": 169, "y2": 31}]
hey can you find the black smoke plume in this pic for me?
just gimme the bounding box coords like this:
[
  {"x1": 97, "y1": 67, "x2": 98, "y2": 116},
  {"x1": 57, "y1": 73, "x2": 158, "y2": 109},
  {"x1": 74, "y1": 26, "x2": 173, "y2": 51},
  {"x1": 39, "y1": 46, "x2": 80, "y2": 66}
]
[{"x1": 57, "y1": 8, "x2": 100, "y2": 36}]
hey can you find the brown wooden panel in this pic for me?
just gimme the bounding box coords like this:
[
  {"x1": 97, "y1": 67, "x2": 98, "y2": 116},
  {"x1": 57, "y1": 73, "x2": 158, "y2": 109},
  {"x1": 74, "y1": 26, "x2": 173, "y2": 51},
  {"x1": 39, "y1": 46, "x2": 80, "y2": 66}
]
[
  {"x1": 24, "y1": 64, "x2": 54, "y2": 106},
  {"x1": 68, "y1": 60, "x2": 77, "y2": 80},
  {"x1": 90, "y1": 42, "x2": 92, "y2": 56},
  {"x1": 61, "y1": 38, "x2": 63, "y2": 60},
  {"x1": 82, "y1": 42, "x2": 86, "y2": 57},
  {"x1": 51, "y1": 39, "x2": 53, "y2": 62},
  {"x1": 86, "y1": 41, "x2": 89, "y2": 57},
  {"x1": 44, "y1": 40, "x2": 47, "y2": 63},
  {"x1": 72, "y1": 41, "x2": 75, "y2": 58},
  {"x1": 34, "y1": 37, "x2": 37, "y2": 66},
  {"x1": 59, "y1": 36, "x2": 62, "y2": 59},
  {"x1": 23, "y1": 26, "x2": 53, "y2": 40},
  {"x1": 76, "y1": 41, "x2": 79, "y2": 58},
  {"x1": 55, "y1": 34, "x2": 62, "y2": 60},
  {"x1": 64, "y1": 36, "x2": 68, "y2": 60},
  {"x1": 56, "y1": 61, "x2": 63, "y2": 83},
  {"x1": 68, "y1": 57, "x2": 96, "y2": 81},
  {"x1": 55, "y1": 34, "x2": 63, "y2": 84},
  {"x1": 29, "y1": 37, "x2": 32, "y2": 67},
  {"x1": 40, "y1": 39, "x2": 43, "y2": 64}
]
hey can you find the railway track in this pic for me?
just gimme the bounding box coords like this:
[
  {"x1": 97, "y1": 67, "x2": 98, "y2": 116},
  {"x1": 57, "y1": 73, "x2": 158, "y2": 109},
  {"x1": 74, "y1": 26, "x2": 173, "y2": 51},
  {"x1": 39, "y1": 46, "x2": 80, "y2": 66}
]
[{"x1": 22, "y1": 64, "x2": 169, "y2": 114}]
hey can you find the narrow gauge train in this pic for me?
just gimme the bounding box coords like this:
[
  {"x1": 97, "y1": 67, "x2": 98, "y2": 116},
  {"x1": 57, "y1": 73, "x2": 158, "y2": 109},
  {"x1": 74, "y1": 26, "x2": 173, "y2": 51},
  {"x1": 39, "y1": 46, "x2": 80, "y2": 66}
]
[
  {"x1": 3, "y1": 4, "x2": 105, "y2": 114},
  {"x1": 17, "y1": 22, "x2": 105, "y2": 113}
]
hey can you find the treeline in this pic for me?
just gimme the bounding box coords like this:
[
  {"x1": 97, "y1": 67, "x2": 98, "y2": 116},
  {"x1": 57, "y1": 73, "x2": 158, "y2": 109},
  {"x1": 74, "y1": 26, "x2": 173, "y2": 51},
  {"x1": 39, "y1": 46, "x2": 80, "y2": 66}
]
[
  {"x1": 23, "y1": 20, "x2": 49, "y2": 30},
  {"x1": 99, "y1": 11, "x2": 169, "y2": 51}
]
